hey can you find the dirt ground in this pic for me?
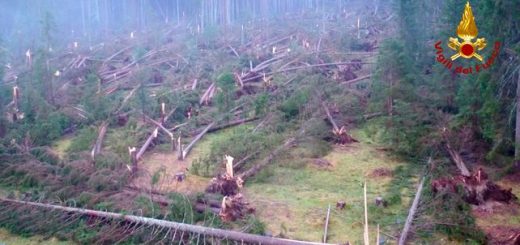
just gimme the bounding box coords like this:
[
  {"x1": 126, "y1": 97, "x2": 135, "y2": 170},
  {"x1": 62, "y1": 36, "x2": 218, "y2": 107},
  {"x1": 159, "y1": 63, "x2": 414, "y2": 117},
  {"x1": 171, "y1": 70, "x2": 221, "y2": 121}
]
[{"x1": 131, "y1": 147, "x2": 211, "y2": 195}]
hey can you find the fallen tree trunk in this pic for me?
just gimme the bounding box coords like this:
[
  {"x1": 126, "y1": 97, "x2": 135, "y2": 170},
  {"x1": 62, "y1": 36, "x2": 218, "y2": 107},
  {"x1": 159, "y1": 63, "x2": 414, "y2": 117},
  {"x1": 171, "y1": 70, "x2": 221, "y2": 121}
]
[
  {"x1": 322, "y1": 102, "x2": 357, "y2": 145},
  {"x1": 239, "y1": 137, "x2": 296, "y2": 181},
  {"x1": 207, "y1": 117, "x2": 259, "y2": 134},
  {"x1": 340, "y1": 74, "x2": 372, "y2": 85},
  {"x1": 323, "y1": 204, "x2": 331, "y2": 243},
  {"x1": 0, "y1": 198, "x2": 330, "y2": 245},
  {"x1": 136, "y1": 108, "x2": 176, "y2": 160},
  {"x1": 90, "y1": 121, "x2": 109, "y2": 163},
  {"x1": 179, "y1": 122, "x2": 215, "y2": 160},
  {"x1": 445, "y1": 142, "x2": 471, "y2": 177},
  {"x1": 200, "y1": 83, "x2": 216, "y2": 105},
  {"x1": 398, "y1": 176, "x2": 425, "y2": 245},
  {"x1": 322, "y1": 102, "x2": 339, "y2": 131}
]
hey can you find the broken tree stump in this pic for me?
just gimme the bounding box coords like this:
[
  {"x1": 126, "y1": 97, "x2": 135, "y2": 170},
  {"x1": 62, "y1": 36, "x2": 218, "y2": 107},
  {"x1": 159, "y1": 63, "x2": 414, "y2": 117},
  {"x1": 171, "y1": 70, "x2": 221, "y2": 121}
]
[
  {"x1": 219, "y1": 194, "x2": 255, "y2": 222},
  {"x1": 336, "y1": 201, "x2": 346, "y2": 210},
  {"x1": 129, "y1": 147, "x2": 137, "y2": 174}
]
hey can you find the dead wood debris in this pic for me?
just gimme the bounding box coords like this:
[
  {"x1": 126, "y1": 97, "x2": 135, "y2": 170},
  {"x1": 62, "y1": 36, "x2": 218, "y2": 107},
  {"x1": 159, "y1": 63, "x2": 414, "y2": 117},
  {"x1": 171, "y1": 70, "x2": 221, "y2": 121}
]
[{"x1": 432, "y1": 168, "x2": 518, "y2": 205}]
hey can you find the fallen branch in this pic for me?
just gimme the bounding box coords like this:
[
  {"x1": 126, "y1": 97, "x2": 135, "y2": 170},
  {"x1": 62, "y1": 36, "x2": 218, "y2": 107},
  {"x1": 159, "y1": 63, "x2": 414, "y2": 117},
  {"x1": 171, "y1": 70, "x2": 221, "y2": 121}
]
[{"x1": 0, "y1": 198, "x2": 330, "y2": 245}]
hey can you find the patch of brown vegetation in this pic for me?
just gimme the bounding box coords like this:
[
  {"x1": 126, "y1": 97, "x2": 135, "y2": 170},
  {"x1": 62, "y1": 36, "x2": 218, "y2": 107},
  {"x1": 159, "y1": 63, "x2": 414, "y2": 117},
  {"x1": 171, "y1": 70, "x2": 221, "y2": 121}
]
[
  {"x1": 369, "y1": 168, "x2": 393, "y2": 178},
  {"x1": 480, "y1": 226, "x2": 520, "y2": 245}
]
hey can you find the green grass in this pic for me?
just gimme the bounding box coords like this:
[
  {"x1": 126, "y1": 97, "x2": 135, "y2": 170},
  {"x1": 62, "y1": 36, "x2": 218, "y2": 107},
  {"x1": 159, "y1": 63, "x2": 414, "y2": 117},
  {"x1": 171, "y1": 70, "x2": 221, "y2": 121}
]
[
  {"x1": 244, "y1": 130, "x2": 418, "y2": 244},
  {"x1": 0, "y1": 229, "x2": 70, "y2": 245},
  {"x1": 51, "y1": 136, "x2": 72, "y2": 158}
]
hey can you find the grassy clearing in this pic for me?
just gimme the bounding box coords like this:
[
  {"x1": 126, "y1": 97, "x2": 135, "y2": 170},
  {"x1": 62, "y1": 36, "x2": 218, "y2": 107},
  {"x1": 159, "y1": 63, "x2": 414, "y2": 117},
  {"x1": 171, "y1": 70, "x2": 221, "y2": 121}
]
[
  {"x1": 51, "y1": 136, "x2": 72, "y2": 158},
  {"x1": 134, "y1": 126, "x2": 249, "y2": 194},
  {"x1": 0, "y1": 229, "x2": 70, "y2": 245},
  {"x1": 244, "y1": 130, "x2": 418, "y2": 244}
]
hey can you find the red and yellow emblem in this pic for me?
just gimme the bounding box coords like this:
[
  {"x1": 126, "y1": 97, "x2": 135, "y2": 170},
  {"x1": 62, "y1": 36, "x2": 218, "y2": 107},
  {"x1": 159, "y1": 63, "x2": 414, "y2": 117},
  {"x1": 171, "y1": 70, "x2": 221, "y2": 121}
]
[{"x1": 448, "y1": 1, "x2": 486, "y2": 62}]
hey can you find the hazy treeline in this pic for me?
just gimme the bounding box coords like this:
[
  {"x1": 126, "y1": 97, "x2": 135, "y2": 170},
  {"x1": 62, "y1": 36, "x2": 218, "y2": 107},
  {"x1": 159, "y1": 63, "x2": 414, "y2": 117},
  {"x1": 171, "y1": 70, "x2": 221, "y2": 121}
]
[{"x1": 0, "y1": 0, "x2": 373, "y2": 55}]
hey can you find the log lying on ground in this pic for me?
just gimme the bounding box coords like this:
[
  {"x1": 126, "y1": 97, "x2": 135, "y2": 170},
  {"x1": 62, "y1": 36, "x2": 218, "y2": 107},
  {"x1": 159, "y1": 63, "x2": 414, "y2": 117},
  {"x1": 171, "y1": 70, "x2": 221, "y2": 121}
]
[
  {"x1": 115, "y1": 85, "x2": 139, "y2": 113},
  {"x1": 0, "y1": 198, "x2": 330, "y2": 245},
  {"x1": 136, "y1": 108, "x2": 176, "y2": 160},
  {"x1": 442, "y1": 128, "x2": 471, "y2": 176},
  {"x1": 200, "y1": 82, "x2": 216, "y2": 105},
  {"x1": 192, "y1": 117, "x2": 258, "y2": 135},
  {"x1": 340, "y1": 74, "x2": 372, "y2": 85},
  {"x1": 90, "y1": 121, "x2": 109, "y2": 163},
  {"x1": 322, "y1": 102, "x2": 339, "y2": 131},
  {"x1": 322, "y1": 102, "x2": 357, "y2": 144},
  {"x1": 398, "y1": 176, "x2": 425, "y2": 245},
  {"x1": 445, "y1": 142, "x2": 471, "y2": 177},
  {"x1": 179, "y1": 122, "x2": 215, "y2": 160},
  {"x1": 239, "y1": 137, "x2": 296, "y2": 181}
]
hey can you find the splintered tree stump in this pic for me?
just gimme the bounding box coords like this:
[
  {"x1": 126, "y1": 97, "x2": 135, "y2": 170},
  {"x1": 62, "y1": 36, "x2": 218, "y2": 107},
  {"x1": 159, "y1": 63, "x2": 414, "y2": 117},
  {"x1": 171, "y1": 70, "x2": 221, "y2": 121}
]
[
  {"x1": 375, "y1": 197, "x2": 387, "y2": 207},
  {"x1": 175, "y1": 172, "x2": 186, "y2": 182},
  {"x1": 219, "y1": 194, "x2": 255, "y2": 222},
  {"x1": 336, "y1": 201, "x2": 346, "y2": 210}
]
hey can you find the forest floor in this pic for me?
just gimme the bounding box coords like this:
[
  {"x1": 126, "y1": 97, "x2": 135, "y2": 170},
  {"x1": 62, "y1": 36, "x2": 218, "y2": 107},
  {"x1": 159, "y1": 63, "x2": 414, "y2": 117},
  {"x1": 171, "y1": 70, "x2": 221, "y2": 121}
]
[
  {"x1": 244, "y1": 129, "x2": 417, "y2": 244},
  {"x1": 118, "y1": 126, "x2": 417, "y2": 244},
  {"x1": 472, "y1": 171, "x2": 520, "y2": 244}
]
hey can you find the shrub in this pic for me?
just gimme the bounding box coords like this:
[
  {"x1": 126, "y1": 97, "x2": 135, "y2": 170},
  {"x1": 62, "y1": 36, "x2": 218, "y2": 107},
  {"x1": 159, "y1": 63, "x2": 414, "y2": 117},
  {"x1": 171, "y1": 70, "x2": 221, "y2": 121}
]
[{"x1": 279, "y1": 89, "x2": 309, "y2": 120}]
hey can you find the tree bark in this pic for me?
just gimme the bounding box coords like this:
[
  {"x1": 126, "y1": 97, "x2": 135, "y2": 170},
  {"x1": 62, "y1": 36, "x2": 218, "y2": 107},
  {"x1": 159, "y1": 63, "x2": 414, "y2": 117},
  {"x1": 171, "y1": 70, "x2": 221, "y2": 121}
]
[
  {"x1": 322, "y1": 102, "x2": 339, "y2": 132},
  {"x1": 239, "y1": 137, "x2": 296, "y2": 180},
  {"x1": 91, "y1": 121, "x2": 109, "y2": 163},
  {"x1": 398, "y1": 176, "x2": 425, "y2": 245},
  {"x1": 340, "y1": 74, "x2": 372, "y2": 85},
  {"x1": 136, "y1": 108, "x2": 176, "y2": 160},
  {"x1": 516, "y1": 72, "x2": 520, "y2": 159},
  {"x1": 0, "y1": 198, "x2": 331, "y2": 245},
  {"x1": 179, "y1": 122, "x2": 215, "y2": 160},
  {"x1": 323, "y1": 204, "x2": 331, "y2": 243},
  {"x1": 446, "y1": 142, "x2": 471, "y2": 177}
]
